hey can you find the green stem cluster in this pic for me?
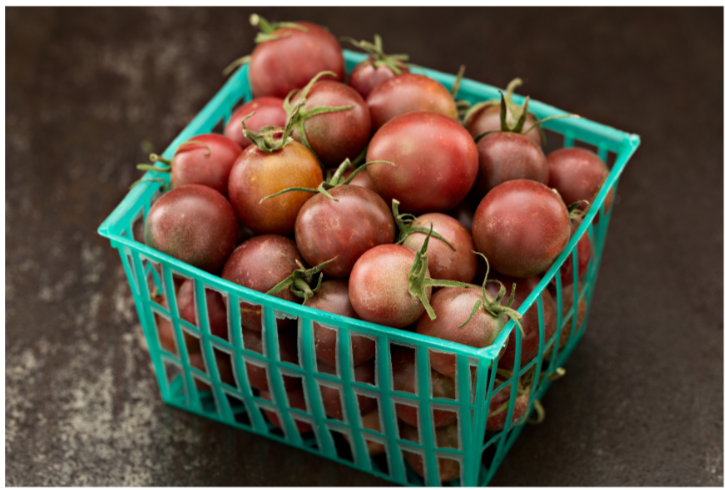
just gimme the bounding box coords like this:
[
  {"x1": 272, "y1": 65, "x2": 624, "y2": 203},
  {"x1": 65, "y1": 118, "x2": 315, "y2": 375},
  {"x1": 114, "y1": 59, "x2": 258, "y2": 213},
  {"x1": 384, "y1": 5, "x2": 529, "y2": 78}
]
[
  {"x1": 341, "y1": 34, "x2": 409, "y2": 74},
  {"x1": 283, "y1": 71, "x2": 355, "y2": 169},
  {"x1": 392, "y1": 199, "x2": 455, "y2": 250},
  {"x1": 266, "y1": 257, "x2": 338, "y2": 304},
  {"x1": 240, "y1": 105, "x2": 299, "y2": 154}
]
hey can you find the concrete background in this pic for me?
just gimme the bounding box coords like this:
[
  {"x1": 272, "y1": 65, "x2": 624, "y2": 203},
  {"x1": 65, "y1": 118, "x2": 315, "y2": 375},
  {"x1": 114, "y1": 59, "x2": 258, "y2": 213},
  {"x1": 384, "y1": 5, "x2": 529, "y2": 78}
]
[{"x1": 5, "y1": 7, "x2": 723, "y2": 486}]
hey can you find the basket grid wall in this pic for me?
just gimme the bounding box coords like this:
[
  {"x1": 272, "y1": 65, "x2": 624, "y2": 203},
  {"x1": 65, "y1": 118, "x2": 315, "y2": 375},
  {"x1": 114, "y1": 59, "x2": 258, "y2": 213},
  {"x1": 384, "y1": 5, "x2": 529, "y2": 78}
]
[{"x1": 98, "y1": 50, "x2": 640, "y2": 486}]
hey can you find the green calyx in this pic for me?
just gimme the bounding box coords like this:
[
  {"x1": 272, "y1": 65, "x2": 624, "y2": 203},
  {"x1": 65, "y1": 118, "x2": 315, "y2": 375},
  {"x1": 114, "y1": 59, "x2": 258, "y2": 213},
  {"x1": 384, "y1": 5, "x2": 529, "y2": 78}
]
[
  {"x1": 266, "y1": 257, "x2": 337, "y2": 305},
  {"x1": 457, "y1": 252, "x2": 524, "y2": 336},
  {"x1": 463, "y1": 78, "x2": 524, "y2": 127},
  {"x1": 131, "y1": 139, "x2": 211, "y2": 189},
  {"x1": 451, "y1": 65, "x2": 471, "y2": 120},
  {"x1": 259, "y1": 157, "x2": 395, "y2": 204},
  {"x1": 471, "y1": 79, "x2": 580, "y2": 143},
  {"x1": 241, "y1": 106, "x2": 298, "y2": 154},
  {"x1": 283, "y1": 71, "x2": 355, "y2": 169},
  {"x1": 341, "y1": 34, "x2": 409, "y2": 75},
  {"x1": 250, "y1": 13, "x2": 307, "y2": 44},
  {"x1": 392, "y1": 199, "x2": 455, "y2": 251},
  {"x1": 567, "y1": 200, "x2": 591, "y2": 220},
  {"x1": 408, "y1": 225, "x2": 476, "y2": 321}
]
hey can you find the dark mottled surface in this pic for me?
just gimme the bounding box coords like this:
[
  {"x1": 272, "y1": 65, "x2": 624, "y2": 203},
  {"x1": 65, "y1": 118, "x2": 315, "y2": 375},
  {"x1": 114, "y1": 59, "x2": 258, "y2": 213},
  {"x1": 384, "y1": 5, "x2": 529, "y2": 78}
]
[{"x1": 5, "y1": 7, "x2": 722, "y2": 486}]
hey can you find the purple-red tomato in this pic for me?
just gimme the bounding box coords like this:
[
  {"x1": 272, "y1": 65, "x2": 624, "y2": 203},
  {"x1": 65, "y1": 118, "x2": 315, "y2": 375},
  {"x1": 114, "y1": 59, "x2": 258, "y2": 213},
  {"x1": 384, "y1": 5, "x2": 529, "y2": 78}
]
[
  {"x1": 401, "y1": 422, "x2": 460, "y2": 482},
  {"x1": 318, "y1": 360, "x2": 377, "y2": 420},
  {"x1": 473, "y1": 132, "x2": 548, "y2": 196},
  {"x1": 242, "y1": 326, "x2": 301, "y2": 391},
  {"x1": 144, "y1": 184, "x2": 238, "y2": 273},
  {"x1": 416, "y1": 287, "x2": 509, "y2": 377},
  {"x1": 485, "y1": 274, "x2": 556, "y2": 371},
  {"x1": 342, "y1": 166, "x2": 377, "y2": 192},
  {"x1": 167, "y1": 134, "x2": 241, "y2": 197},
  {"x1": 228, "y1": 140, "x2": 323, "y2": 235},
  {"x1": 391, "y1": 346, "x2": 457, "y2": 428},
  {"x1": 295, "y1": 185, "x2": 395, "y2": 278},
  {"x1": 349, "y1": 244, "x2": 431, "y2": 329},
  {"x1": 367, "y1": 73, "x2": 458, "y2": 131},
  {"x1": 472, "y1": 179, "x2": 570, "y2": 278},
  {"x1": 366, "y1": 111, "x2": 479, "y2": 214},
  {"x1": 224, "y1": 97, "x2": 287, "y2": 149},
  {"x1": 547, "y1": 147, "x2": 612, "y2": 215},
  {"x1": 259, "y1": 387, "x2": 313, "y2": 434},
  {"x1": 176, "y1": 279, "x2": 229, "y2": 340},
  {"x1": 465, "y1": 103, "x2": 542, "y2": 147},
  {"x1": 248, "y1": 21, "x2": 345, "y2": 99},
  {"x1": 305, "y1": 279, "x2": 375, "y2": 367},
  {"x1": 289, "y1": 80, "x2": 371, "y2": 168},
  {"x1": 402, "y1": 213, "x2": 477, "y2": 283},
  {"x1": 349, "y1": 56, "x2": 410, "y2": 100},
  {"x1": 221, "y1": 235, "x2": 303, "y2": 331}
]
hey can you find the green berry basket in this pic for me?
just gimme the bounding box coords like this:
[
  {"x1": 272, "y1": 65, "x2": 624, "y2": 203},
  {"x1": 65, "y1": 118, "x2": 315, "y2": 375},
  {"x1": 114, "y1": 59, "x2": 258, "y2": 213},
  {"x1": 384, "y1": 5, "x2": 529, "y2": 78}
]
[{"x1": 97, "y1": 50, "x2": 640, "y2": 486}]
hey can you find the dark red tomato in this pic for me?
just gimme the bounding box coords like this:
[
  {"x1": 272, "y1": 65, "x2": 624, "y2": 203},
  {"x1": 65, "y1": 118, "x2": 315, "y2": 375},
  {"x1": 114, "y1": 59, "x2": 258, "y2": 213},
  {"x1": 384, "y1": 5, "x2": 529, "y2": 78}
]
[
  {"x1": 187, "y1": 351, "x2": 235, "y2": 389},
  {"x1": 416, "y1": 287, "x2": 508, "y2": 377},
  {"x1": 402, "y1": 213, "x2": 477, "y2": 283},
  {"x1": 168, "y1": 134, "x2": 241, "y2": 197},
  {"x1": 343, "y1": 410, "x2": 385, "y2": 456},
  {"x1": 228, "y1": 140, "x2": 323, "y2": 235},
  {"x1": 242, "y1": 326, "x2": 301, "y2": 391},
  {"x1": 221, "y1": 235, "x2": 303, "y2": 331},
  {"x1": 472, "y1": 179, "x2": 570, "y2": 278},
  {"x1": 176, "y1": 279, "x2": 228, "y2": 340},
  {"x1": 349, "y1": 56, "x2": 410, "y2": 99},
  {"x1": 295, "y1": 186, "x2": 395, "y2": 278},
  {"x1": 259, "y1": 387, "x2": 313, "y2": 434},
  {"x1": 289, "y1": 80, "x2": 371, "y2": 168},
  {"x1": 144, "y1": 184, "x2": 238, "y2": 273},
  {"x1": 224, "y1": 97, "x2": 287, "y2": 149},
  {"x1": 157, "y1": 315, "x2": 200, "y2": 354},
  {"x1": 249, "y1": 21, "x2": 345, "y2": 99},
  {"x1": 547, "y1": 147, "x2": 612, "y2": 215},
  {"x1": 391, "y1": 346, "x2": 457, "y2": 428},
  {"x1": 367, "y1": 73, "x2": 458, "y2": 131},
  {"x1": 366, "y1": 111, "x2": 479, "y2": 214},
  {"x1": 318, "y1": 360, "x2": 377, "y2": 420},
  {"x1": 474, "y1": 132, "x2": 548, "y2": 196},
  {"x1": 342, "y1": 166, "x2": 377, "y2": 192},
  {"x1": 401, "y1": 422, "x2": 460, "y2": 482},
  {"x1": 465, "y1": 104, "x2": 542, "y2": 147},
  {"x1": 485, "y1": 274, "x2": 556, "y2": 371},
  {"x1": 486, "y1": 380, "x2": 530, "y2": 431},
  {"x1": 349, "y1": 244, "x2": 431, "y2": 329},
  {"x1": 554, "y1": 216, "x2": 593, "y2": 288},
  {"x1": 305, "y1": 279, "x2": 375, "y2": 367}
]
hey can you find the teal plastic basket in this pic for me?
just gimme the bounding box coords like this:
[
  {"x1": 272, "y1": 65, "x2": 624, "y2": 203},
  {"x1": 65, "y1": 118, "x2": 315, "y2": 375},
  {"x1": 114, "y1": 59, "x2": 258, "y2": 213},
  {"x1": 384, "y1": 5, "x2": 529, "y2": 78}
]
[{"x1": 97, "y1": 50, "x2": 639, "y2": 486}]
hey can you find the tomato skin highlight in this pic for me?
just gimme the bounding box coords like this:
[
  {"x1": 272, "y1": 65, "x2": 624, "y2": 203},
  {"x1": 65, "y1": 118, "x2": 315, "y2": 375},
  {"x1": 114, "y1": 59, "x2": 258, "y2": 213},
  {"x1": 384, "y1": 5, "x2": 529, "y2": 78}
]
[
  {"x1": 224, "y1": 97, "x2": 287, "y2": 149},
  {"x1": 228, "y1": 141, "x2": 323, "y2": 235},
  {"x1": 220, "y1": 235, "x2": 303, "y2": 331},
  {"x1": 473, "y1": 131, "x2": 548, "y2": 196},
  {"x1": 366, "y1": 111, "x2": 479, "y2": 214},
  {"x1": 349, "y1": 57, "x2": 409, "y2": 99},
  {"x1": 144, "y1": 184, "x2": 238, "y2": 274},
  {"x1": 402, "y1": 213, "x2": 477, "y2": 283},
  {"x1": 547, "y1": 147, "x2": 612, "y2": 214},
  {"x1": 295, "y1": 186, "x2": 395, "y2": 278},
  {"x1": 289, "y1": 80, "x2": 371, "y2": 168},
  {"x1": 349, "y1": 244, "x2": 431, "y2": 329},
  {"x1": 305, "y1": 280, "x2": 375, "y2": 368},
  {"x1": 367, "y1": 73, "x2": 458, "y2": 131},
  {"x1": 248, "y1": 21, "x2": 345, "y2": 99},
  {"x1": 416, "y1": 287, "x2": 508, "y2": 377},
  {"x1": 472, "y1": 179, "x2": 570, "y2": 278}
]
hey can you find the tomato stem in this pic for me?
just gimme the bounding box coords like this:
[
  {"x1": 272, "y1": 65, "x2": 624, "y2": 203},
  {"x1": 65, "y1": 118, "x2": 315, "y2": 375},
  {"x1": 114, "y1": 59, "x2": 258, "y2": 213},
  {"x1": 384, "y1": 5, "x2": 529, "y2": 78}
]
[{"x1": 392, "y1": 199, "x2": 456, "y2": 250}]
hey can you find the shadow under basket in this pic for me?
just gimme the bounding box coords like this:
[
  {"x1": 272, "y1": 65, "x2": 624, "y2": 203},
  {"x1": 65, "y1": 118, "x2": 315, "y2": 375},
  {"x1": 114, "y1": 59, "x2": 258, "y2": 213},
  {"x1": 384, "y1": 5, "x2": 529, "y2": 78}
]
[{"x1": 98, "y1": 50, "x2": 640, "y2": 486}]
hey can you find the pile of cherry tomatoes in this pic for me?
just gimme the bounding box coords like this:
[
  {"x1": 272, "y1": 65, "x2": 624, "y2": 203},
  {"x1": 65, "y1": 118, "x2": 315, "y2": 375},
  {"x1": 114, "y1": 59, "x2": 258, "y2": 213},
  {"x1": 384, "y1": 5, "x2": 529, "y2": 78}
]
[{"x1": 137, "y1": 14, "x2": 611, "y2": 482}]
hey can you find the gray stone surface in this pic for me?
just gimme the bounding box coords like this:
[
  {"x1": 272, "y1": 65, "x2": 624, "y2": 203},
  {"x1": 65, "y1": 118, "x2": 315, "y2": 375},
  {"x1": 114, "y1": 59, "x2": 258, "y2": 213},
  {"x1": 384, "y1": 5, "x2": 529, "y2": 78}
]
[{"x1": 6, "y1": 7, "x2": 722, "y2": 486}]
